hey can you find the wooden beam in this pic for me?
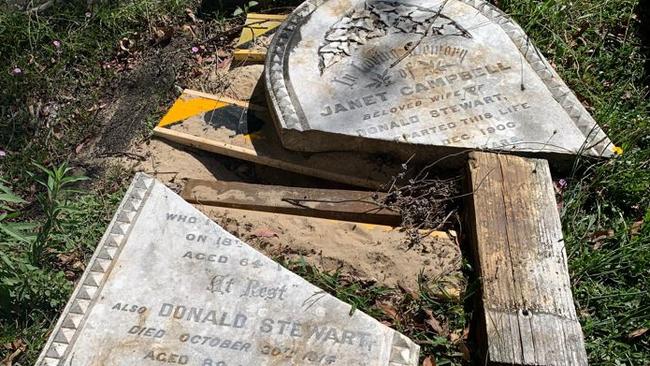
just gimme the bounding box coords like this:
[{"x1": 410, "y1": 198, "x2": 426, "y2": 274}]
[
  {"x1": 466, "y1": 152, "x2": 587, "y2": 366},
  {"x1": 153, "y1": 127, "x2": 389, "y2": 190},
  {"x1": 181, "y1": 179, "x2": 401, "y2": 226}
]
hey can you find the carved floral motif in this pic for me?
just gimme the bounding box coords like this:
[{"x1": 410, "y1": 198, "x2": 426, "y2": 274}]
[{"x1": 318, "y1": 0, "x2": 472, "y2": 72}]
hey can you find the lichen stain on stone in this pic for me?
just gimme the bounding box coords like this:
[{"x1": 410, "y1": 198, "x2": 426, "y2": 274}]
[{"x1": 89, "y1": 339, "x2": 146, "y2": 366}]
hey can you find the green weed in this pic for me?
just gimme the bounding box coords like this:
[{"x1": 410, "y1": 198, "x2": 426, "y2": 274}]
[
  {"x1": 0, "y1": 163, "x2": 85, "y2": 318},
  {"x1": 0, "y1": 165, "x2": 124, "y2": 363},
  {"x1": 29, "y1": 163, "x2": 89, "y2": 265}
]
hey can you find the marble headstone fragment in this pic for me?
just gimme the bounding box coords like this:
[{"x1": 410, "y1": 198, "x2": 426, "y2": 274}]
[
  {"x1": 37, "y1": 173, "x2": 419, "y2": 366},
  {"x1": 265, "y1": 0, "x2": 615, "y2": 162}
]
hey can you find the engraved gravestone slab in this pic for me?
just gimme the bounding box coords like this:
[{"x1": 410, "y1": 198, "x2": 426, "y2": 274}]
[
  {"x1": 37, "y1": 174, "x2": 419, "y2": 366},
  {"x1": 265, "y1": 0, "x2": 615, "y2": 162}
]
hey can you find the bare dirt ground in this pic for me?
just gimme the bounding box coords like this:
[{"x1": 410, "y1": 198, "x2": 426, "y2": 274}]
[{"x1": 199, "y1": 205, "x2": 463, "y2": 291}]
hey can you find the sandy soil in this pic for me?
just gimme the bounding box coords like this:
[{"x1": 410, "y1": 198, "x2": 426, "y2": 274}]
[
  {"x1": 219, "y1": 64, "x2": 264, "y2": 101},
  {"x1": 197, "y1": 205, "x2": 463, "y2": 291}
]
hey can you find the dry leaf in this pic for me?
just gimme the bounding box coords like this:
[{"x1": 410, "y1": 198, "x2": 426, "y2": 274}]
[
  {"x1": 630, "y1": 220, "x2": 643, "y2": 236},
  {"x1": 1, "y1": 339, "x2": 26, "y2": 366},
  {"x1": 57, "y1": 253, "x2": 74, "y2": 265},
  {"x1": 422, "y1": 355, "x2": 436, "y2": 366},
  {"x1": 119, "y1": 37, "x2": 133, "y2": 52},
  {"x1": 423, "y1": 309, "x2": 447, "y2": 335},
  {"x1": 181, "y1": 25, "x2": 197, "y2": 39},
  {"x1": 628, "y1": 328, "x2": 648, "y2": 339},
  {"x1": 253, "y1": 228, "x2": 278, "y2": 238},
  {"x1": 440, "y1": 284, "x2": 461, "y2": 302},
  {"x1": 449, "y1": 329, "x2": 463, "y2": 343},
  {"x1": 216, "y1": 49, "x2": 230, "y2": 58},
  {"x1": 185, "y1": 8, "x2": 200, "y2": 23},
  {"x1": 75, "y1": 142, "x2": 85, "y2": 154},
  {"x1": 398, "y1": 281, "x2": 419, "y2": 300},
  {"x1": 72, "y1": 260, "x2": 85, "y2": 271},
  {"x1": 152, "y1": 26, "x2": 174, "y2": 46},
  {"x1": 590, "y1": 229, "x2": 614, "y2": 250},
  {"x1": 377, "y1": 302, "x2": 400, "y2": 322},
  {"x1": 590, "y1": 229, "x2": 614, "y2": 242}
]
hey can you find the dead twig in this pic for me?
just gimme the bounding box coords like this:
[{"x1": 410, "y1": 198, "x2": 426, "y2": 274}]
[
  {"x1": 376, "y1": 149, "x2": 495, "y2": 248},
  {"x1": 281, "y1": 197, "x2": 396, "y2": 215},
  {"x1": 97, "y1": 151, "x2": 147, "y2": 161}
]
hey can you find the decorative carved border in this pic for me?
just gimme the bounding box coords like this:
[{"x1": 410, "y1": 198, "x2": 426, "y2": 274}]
[
  {"x1": 36, "y1": 173, "x2": 155, "y2": 366},
  {"x1": 265, "y1": 0, "x2": 323, "y2": 132},
  {"x1": 264, "y1": 0, "x2": 613, "y2": 157}
]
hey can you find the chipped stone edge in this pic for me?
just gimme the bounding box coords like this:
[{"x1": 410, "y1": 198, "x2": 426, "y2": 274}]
[
  {"x1": 389, "y1": 332, "x2": 420, "y2": 365},
  {"x1": 35, "y1": 173, "x2": 155, "y2": 366},
  {"x1": 264, "y1": 0, "x2": 614, "y2": 157}
]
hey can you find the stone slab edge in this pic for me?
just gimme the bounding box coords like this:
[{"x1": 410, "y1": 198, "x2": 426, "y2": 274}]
[
  {"x1": 264, "y1": 0, "x2": 614, "y2": 159},
  {"x1": 36, "y1": 173, "x2": 155, "y2": 366}
]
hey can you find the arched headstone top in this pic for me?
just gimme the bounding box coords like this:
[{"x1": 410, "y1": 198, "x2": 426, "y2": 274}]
[{"x1": 265, "y1": 0, "x2": 615, "y2": 162}]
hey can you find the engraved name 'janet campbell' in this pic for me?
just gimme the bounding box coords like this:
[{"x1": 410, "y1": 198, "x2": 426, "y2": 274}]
[{"x1": 319, "y1": 62, "x2": 512, "y2": 117}]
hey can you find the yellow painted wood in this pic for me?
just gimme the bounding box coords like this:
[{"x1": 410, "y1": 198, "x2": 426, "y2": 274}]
[
  {"x1": 233, "y1": 49, "x2": 267, "y2": 62},
  {"x1": 235, "y1": 13, "x2": 286, "y2": 47},
  {"x1": 158, "y1": 96, "x2": 228, "y2": 127},
  {"x1": 181, "y1": 89, "x2": 262, "y2": 110}
]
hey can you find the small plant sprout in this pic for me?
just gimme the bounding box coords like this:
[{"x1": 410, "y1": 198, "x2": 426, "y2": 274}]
[
  {"x1": 28, "y1": 162, "x2": 89, "y2": 265},
  {"x1": 233, "y1": 1, "x2": 258, "y2": 16}
]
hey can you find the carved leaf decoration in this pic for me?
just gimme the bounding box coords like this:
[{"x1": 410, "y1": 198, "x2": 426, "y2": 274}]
[{"x1": 318, "y1": 0, "x2": 472, "y2": 72}]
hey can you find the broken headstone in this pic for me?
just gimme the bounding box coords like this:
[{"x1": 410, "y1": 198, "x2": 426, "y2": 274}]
[
  {"x1": 265, "y1": 0, "x2": 616, "y2": 163},
  {"x1": 37, "y1": 174, "x2": 419, "y2": 365}
]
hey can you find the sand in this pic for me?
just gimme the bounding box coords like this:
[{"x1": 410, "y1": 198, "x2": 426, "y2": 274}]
[{"x1": 197, "y1": 205, "x2": 463, "y2": 291}]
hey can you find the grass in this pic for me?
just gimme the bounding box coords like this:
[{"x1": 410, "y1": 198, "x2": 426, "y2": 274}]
[
  {"x1": 285, "y1": 258, "x2": 473, "y2": 365},
  {"x1": 0, "y1": 1, "x2": 194, "y2": 363},
  {"x1": 0, "y1": 0, "x2": 648, "y2": 365},
  {"x1": 0, "y1": 0, "x2": 191, "y2": 184}
]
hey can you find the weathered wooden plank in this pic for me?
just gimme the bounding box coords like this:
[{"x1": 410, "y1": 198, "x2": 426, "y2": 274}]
[
  {"x1": 466, "y1": 152, "x2": 588, "y2": 366},
  {"x1": 153, "y1": 126, "x2": 394, "y2": 190},
  {"x1": 181, "y1": 179, "x2": 401, "y2": 225},
  {"x1": 152, "y1": 90, "x2": 402, "y2": 190}
]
